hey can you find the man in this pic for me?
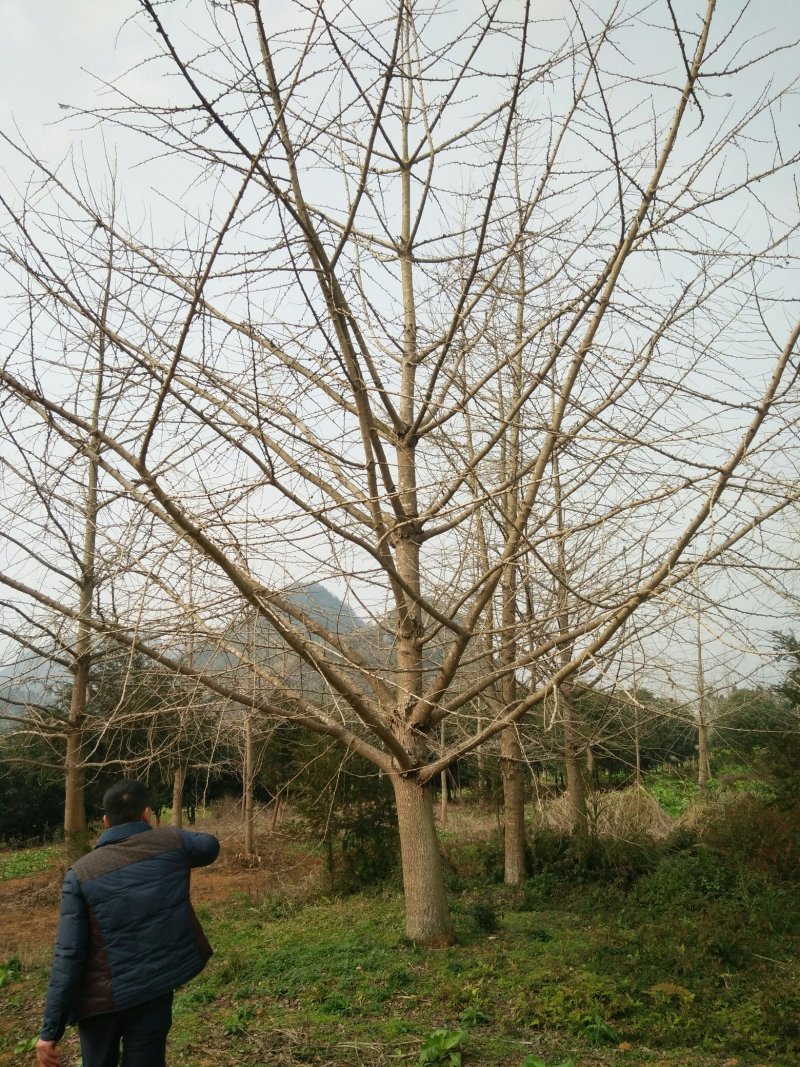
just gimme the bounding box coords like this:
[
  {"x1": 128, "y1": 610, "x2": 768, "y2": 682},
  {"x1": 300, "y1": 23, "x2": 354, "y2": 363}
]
[{"x1": 36, "y1": 779, "x2": 219, "y2": 1067}]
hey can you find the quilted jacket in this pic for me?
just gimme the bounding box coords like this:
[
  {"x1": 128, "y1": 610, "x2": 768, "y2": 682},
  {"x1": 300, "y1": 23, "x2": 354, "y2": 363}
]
[{"x1": 41, "y1": 822, "x2": 219, "y2": 1041}]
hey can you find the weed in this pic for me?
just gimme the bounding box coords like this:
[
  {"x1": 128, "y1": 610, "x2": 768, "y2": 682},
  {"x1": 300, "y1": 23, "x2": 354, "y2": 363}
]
[
  {"x1": 459, "y1": 1006, "x2": 489, "y2": 1027},
  {"x1": 222, "y1": 1004, "x2": 255, "y2": 1035},
  {"x1": 14, "y1": 1036, "x2": 38, "y2": 1054},
  {"x1": 469, "y1": 898, "x2": 500, "y2": 933},
  {"x1": 644, "y1": 770, "x2": 699, "y2": 817},
  {"x1": 0, "y1": 847, "x2": 56, "y2": 881},
  {"x1": 582, "y1": 1012, "x2": 618, "y2": 1045},
  {"x1": 0, "y1": 957, "x2": 21, "y2": 989},
  {"x1": 523, "y1": 1057, "x2": 576, "y2": 1067},
  {"x1": 417, "y1": 1027, "x2": 468, "y2": 1066}
]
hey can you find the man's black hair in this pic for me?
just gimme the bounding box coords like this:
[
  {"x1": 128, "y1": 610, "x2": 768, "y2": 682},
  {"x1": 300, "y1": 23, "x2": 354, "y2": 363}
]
[{"x1": 103, "y1": 779, "x2": 150, "y2": 826}]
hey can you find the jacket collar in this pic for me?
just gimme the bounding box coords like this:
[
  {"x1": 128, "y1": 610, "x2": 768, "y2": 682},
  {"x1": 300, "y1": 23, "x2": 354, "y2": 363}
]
[{"x1": 96, "y1": 821, "x2": 153, "y2": 848}]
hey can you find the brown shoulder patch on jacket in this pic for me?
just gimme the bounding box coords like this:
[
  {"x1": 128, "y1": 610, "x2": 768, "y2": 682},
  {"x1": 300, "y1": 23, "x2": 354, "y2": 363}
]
[{"x1": 73, "y1": 827, "x2": 184, "y2": 885}]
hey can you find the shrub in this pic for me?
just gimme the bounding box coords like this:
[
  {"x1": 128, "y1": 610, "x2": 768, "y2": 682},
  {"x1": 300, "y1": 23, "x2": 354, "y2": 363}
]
[
  {"x1": 700, "y1": 792, "x2": 800, "y2": 882},
  {"x1": 293, "y1": 738, "x2": 399, "y2": 893},
  {"x1": 468, "y1": 897, "x2": 500, "y2": 933},
  {"x1": 528, "y1": 829, "x2": 659, "y2": 887}
]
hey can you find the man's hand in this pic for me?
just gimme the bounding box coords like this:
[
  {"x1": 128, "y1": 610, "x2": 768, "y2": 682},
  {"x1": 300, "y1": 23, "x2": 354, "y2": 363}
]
[{"x1": 35, "y1": 1039, "x2": 61, "y2": 1067}]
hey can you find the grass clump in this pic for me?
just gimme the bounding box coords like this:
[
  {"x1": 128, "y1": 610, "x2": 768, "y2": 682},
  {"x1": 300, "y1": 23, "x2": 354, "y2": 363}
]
[{"x1": 0, "y1": 846, "x2": 56, "y2": 880}]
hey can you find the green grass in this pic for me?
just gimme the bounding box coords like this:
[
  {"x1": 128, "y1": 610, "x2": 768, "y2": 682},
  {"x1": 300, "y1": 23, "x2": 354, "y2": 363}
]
[
  {"x1": 2, "y1": 830, "x2": 799, "y2": 1065},
  {"x1": 642, "y1": 770, "x2": 700, "y2": 817},
  {"x1": 0, "y1": 845, "x2": 57, "y2": 881},
  {"x1": 171, "y1": 871, "x2": 800, "y2": 1064}
]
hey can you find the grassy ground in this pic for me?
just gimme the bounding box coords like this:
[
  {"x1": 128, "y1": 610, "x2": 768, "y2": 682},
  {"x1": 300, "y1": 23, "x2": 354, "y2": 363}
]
[{"x1": 0, "y1": 803, "x2": 798, "y2": 1066}]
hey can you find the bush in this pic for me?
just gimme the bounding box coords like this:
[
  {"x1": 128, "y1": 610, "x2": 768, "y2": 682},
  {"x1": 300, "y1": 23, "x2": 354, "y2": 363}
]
[
  {"x1": 629, "y1": 844, "x2": 767, "y2": 913},
  {"x1": 697, "y1": 791, "x2": 800, "y2": 883},
  {"x1": 438, "y1": 834, "x2": 508, "y2": 888},
  {"x1": 528, "y1": 829, "x2": 660, "y2": 887},
  {"x1": 292, "y1": 737, "x2": 399, "y2": 893},
  {"x1": 468, "y1": 897, "x2": 500, "y2": 933}
]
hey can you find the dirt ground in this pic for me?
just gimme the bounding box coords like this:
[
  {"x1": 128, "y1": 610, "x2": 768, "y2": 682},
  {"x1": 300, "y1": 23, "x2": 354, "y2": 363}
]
[{"x1": 0, "y1": 820, "x2": 322, "y2": 964}]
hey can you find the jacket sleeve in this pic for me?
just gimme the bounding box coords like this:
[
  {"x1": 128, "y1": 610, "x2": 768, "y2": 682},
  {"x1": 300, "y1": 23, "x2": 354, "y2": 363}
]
[
  {"x1": 40, "y1": 869, "x2": 89, "y2": 1042},
  {"x1": 178, "y1": 829, "x2": 220, "y2": 868}
]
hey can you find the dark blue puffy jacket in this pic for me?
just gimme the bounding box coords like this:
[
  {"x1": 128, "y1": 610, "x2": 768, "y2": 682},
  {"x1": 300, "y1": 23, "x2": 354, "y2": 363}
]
[{"x1": 41, "y1": 822, "x2": 220, "y2": 1041}]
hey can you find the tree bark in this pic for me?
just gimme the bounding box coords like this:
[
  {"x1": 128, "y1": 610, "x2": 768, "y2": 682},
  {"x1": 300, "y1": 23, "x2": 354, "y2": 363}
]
[
  {"x1": 695, "y1": 580, "x2": 712, "y2": 788},
  {"x1": 501, "y1": 727, "x2": 526, "y2": 883},
  {"x1": 64, "y1": 666, "x2": 89, "y2": 854},
  {"x1": 390, "y1": 774, "x2": 454, "y2": 945},
  {"x1": 562, "y1": 693, "x2": 589, "y2": 837},
  {"x1": 243, "y1": 713, "x2": 256, "y2": 855},
  {"x1": 698, "y1": 720, "x2": 711, "y2": 788},
  {"x1": 634, "y1": 703, "x2": 642, "y2": 788},
  {"x1": 171, "y1": 765, "x2": 185, "y2": 828},
  {"x1": 64, "y1": 714, "x2": 87, "y2": 861}
]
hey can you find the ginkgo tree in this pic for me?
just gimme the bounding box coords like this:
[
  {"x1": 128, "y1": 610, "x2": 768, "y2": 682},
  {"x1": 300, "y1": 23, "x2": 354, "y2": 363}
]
[{"x1": 1, "y1": 0, "x2": 799, "y2": 943}]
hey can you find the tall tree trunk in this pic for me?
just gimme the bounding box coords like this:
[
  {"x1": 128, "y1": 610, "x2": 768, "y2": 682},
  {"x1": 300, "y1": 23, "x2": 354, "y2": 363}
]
[
  {"x1": 564, "y1": 749, "x2": 588, "y2": 838},
  {"x1": 64, "y1": 662, "x2": 88, "y2": 853},
  {"x1": 243, "y1": 713, "x2": 256, "y2": 855},
  {"x1": 634, "y1": 701, "x2": 642, "y2": 787},
  {"x1": 391, "y1": 774, "x2": 454, "y2": 945},
  {"x1": 63, "y1": 236, "x2": 113, "y2": 857},
  {"x1": 439, "y1": 769, "x2": 448, "y2": 827},
  {"x1": 562, "y1": 692, "x2": 589, "y2": 837},
  {"x1": 698, "y1": 720, "x2": 711, "y2": 788},
  {"x1": 475, "y1": 713, "x2": 490, "y2": 803},
  {"x1": 695, "y1": 579, "x2": 712, "y2": 788},
  {"x1": 64, "y1": 704, "x2": 87, "y2": 861},
  {"x1": 501, "y1": 727, "x2": 526, "y2": 883},
  {"x1": 498, "y1": 228, "x2": 528, "y2": 883},
  {"x1": 171, "y1": 765, "x2": 185, "y2": 828}
]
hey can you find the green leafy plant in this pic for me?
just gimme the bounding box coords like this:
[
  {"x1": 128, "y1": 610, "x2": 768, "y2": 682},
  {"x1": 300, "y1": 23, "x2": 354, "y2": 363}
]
[
  {"x1": 582, "y1": 1012, "x2": 618, "y2": 1045},
  {"x1": 222, "y1": 1005, "x2": 255, "y2": 1035},
  {"x1": 417, "y1": 1027, "x2": 468, "y2": 1066},
  {"x1": 0, "y1": 957, "x2": 21, "y2": 989},
  {"x1": 523, "y1": 1057, "x2": 576, "y2": 1067},
  {"x1": 14, "y1": 1036, "x2": 38, "y2": 1054},
  {"x1": 459, "y1": 1006, "x2": 489, "y2": 1027},
  {"x1": 0, "y1": 847, "x2": 55, "y2": 881},
  {"x1": 469, "y1": 898, "x2": 500, "y2": 933}
]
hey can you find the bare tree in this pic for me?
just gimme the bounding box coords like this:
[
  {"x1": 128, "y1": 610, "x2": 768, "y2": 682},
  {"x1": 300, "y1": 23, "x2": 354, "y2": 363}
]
[{"x1": 1, "y1": 0, "x2": 799, "y2": 943}]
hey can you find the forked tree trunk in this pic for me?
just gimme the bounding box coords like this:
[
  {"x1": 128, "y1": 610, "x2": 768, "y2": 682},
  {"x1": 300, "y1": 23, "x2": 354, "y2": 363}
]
[
  {"x1": 501, "y1": 727, "x2": 526, "y2": 883},
  {"x1": 171, "y1": 765, "x2": 185, "y2": 828},
  {"x1": 390, "y1": 774, "x2": 454, "y2": 946}
]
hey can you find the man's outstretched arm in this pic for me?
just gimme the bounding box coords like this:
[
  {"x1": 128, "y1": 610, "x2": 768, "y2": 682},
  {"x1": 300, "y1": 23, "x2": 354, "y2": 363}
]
[{"x1": 178, "y1": 828, "x2": 220, "y2": 868}]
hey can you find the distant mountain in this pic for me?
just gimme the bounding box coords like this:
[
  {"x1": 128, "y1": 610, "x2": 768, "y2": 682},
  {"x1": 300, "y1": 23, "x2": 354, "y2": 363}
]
[
  {"x1": 0, "y1": 584, "x2": 362, "y2": 724},
  {"x1": 0, "y1": 654, "x2": 68, "y2": 730},
  {"x1": 284, "y1": 582, "x2": 362, "y2": 634}
]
